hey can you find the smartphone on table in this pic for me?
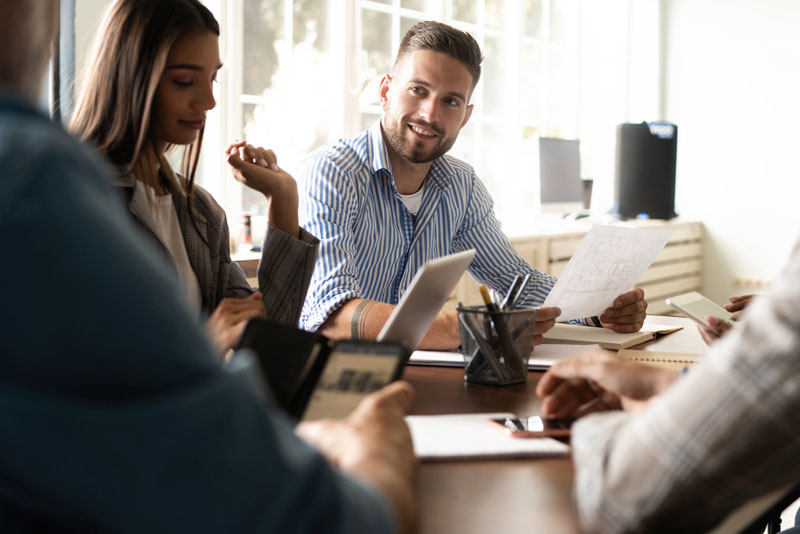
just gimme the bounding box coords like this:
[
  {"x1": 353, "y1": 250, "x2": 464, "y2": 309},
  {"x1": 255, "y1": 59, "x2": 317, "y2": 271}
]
[
  {"x1": 487, "y1": 416, "x2": 572, "y2": 439},
  {"x1": 665, "y1": 291, "x2": 733, "y2": 335}
]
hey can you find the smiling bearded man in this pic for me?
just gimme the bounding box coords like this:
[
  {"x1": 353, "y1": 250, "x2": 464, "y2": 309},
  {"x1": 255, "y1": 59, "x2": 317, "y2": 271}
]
[{"x1": 297, "y1": 20, "x2": 649, "y2": 352}]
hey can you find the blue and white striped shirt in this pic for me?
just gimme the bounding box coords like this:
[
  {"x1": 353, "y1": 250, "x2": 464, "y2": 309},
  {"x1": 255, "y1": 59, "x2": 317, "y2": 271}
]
[{"x1": 297, "y1": 121, "x2": 560, "y2": 332}]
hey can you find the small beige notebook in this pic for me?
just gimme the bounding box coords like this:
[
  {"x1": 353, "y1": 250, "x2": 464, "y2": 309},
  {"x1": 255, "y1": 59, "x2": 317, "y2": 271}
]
[
  {"x1": 617, "y1": 349, "x2": 703, "y2": 370},
  {"x1": 543, "y1": 323, "x2": 683, "y2": 350}
]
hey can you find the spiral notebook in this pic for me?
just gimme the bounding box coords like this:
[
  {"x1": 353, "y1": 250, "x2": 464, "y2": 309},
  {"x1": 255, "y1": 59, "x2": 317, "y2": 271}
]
[{"x1": 617, "y1": 349, "x2": 703, "y2": 370}]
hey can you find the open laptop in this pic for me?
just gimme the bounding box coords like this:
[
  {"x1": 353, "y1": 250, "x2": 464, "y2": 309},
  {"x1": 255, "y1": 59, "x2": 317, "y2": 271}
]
[{"x1": 377, "y1": 249, "x2": 476, "y2": 351}]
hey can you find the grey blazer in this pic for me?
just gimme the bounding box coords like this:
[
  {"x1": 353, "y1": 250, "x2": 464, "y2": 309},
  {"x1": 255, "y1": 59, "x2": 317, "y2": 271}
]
[{"x1": 114, "y1": 174, "x2": 319, "y2": 326}]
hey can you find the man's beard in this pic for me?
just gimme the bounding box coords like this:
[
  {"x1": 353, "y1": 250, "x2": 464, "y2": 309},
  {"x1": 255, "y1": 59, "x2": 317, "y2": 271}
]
[{"x1": 384, "y1": 116, "x2": 457, "y2": 164}]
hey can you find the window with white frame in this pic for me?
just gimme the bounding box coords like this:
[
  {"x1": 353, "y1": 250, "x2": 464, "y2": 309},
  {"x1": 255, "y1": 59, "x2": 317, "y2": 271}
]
[{"x1": 199, "y1": 0, "x2": 660, "y2": 247}]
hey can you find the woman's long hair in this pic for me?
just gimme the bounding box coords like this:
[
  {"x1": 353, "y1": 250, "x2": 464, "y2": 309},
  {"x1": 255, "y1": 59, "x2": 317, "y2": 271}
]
[{"x1": 69, "y1": 0, "x2": 219, "y2": 207}]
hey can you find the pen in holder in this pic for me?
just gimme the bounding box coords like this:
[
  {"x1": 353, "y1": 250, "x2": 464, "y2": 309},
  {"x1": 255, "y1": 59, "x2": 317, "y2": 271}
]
[{"x1": 457, "y1": 305, "x2": 536, "y2": 386}]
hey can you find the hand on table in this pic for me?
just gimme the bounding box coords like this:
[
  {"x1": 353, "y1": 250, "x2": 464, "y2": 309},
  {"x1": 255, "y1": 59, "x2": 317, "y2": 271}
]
[
  {"x1": 536, "y1": 349, "x2": 679, "y2": 419},
  {"x1": 205, "y1": 292, "x2": 266, "y2": 353},
  {"x1": 599, "y1": 287, "x2": 647, "y2": 333},
  {"x1": 296, "y1": 381, "x2": 418, "y2": 534},
  {"x1": 226, "y1": 141, "x2": 300, "y2": 238}
]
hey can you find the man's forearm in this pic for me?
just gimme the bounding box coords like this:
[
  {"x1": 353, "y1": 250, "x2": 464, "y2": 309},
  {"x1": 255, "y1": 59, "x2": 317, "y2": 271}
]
[
  {"x1": 319, "y1": 299, "x2": 461, "y2": 349},
  {"x1": 319, "y1": 298, "x2": 394, "y2": 341},
  {"x1": 417, "y1": 309, "x2": 460, "y2": 350}
]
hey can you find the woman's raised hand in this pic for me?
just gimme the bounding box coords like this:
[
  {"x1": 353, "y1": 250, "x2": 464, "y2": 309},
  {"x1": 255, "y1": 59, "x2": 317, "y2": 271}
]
[{"x1": 226, "y1": 141, "x2": 300, "y2": 238}]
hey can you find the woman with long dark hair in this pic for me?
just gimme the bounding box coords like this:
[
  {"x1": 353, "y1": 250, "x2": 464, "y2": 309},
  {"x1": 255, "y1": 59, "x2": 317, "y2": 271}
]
[{"x1": 69, "y1": 0, "x2": 318, "y2": 352}]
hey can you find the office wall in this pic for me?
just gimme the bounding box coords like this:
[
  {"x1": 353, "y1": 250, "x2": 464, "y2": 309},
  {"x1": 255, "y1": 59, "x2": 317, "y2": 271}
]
[{"x1": 663, "y1": 0, "x2": 800, "y2": 304}]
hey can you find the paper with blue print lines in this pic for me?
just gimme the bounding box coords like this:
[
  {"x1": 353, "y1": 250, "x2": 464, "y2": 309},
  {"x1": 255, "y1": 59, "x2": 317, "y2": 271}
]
[{"x1": 542, "y1": 225, "x2": 674, "y2": 321}]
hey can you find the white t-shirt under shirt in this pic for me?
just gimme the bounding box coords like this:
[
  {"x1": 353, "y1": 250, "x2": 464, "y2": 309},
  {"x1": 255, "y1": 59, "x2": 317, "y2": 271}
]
[
  {"x1": 134, "y1": 181, "x2": 203, "y2": 310},
  {"x1": 399, "y1": 183, "x2": 425, "y2": 216}
]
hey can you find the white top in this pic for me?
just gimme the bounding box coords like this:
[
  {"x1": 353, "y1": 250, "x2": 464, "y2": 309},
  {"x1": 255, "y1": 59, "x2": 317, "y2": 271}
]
[
  {"x1": 399, "y1": 184, "x2": 425, "y2": 216},
  {"x1": 134, "y1": 181, "x2": 203, "y2": 310}
]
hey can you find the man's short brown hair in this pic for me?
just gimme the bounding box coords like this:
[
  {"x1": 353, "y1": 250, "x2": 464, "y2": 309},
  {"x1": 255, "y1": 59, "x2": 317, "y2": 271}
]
[{"x1": 394, "y1": 21, "x2": 483, "y2": 91}]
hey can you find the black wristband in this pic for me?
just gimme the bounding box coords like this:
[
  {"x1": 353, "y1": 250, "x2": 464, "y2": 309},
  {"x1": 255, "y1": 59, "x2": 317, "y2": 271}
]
[{"x1": 589, "y1": 316, "x2": 603, "y2": 328}]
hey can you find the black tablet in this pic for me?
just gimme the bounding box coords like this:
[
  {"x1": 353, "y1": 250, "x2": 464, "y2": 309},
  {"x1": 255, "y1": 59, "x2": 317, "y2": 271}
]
[{"x1": 233, "y1": 319, "x2": 408, "y2": 421}]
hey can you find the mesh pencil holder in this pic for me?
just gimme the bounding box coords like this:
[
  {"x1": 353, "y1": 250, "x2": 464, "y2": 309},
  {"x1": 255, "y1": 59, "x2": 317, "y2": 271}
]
[{"x1": 457, "y1": 305, "x2": 537, "y2": 386}]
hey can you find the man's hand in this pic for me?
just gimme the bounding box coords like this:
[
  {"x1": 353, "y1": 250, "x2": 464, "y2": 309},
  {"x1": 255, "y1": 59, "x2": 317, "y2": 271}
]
[
  {"x1": 226, "y1": 142, "x2": 300, "y2": 238},
  {"x1": 697, "y1": 315, "x2": 735, "y2": 347},
  {"x1": 725, "y1": 294, "x2": 755, "y2": 321},
  {"x1": 205, "y1": 292, "x2": 266, "y2": 353},
  {"x1": 536, "y1": 349, "x2": 679, "y2": 419},
  {"x1": 533, "y1": 306, "x2": 561, "y2": 345},
  {"x1": 296, "y1": 381, "x2": 418, "y2": 534},
  {"x1": 599, "y1": 287, "x2": 647, "y2": 333}
]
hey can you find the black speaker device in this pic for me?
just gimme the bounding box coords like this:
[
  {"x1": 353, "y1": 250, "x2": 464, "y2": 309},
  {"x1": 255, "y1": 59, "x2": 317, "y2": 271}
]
[{"x1": 614, "y1": 121, "x2": 678, "y2": 220}]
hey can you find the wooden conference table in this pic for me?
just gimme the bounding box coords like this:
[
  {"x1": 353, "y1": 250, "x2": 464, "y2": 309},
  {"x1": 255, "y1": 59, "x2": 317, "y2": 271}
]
[{"x1": 404, "y1": 315, "x2": 705, "y2": 534}]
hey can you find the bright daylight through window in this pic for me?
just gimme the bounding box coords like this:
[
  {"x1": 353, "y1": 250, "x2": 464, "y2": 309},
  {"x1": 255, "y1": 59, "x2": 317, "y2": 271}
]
[{"x1": 196, "y1": 0, "x2": 659, "y2": 251}]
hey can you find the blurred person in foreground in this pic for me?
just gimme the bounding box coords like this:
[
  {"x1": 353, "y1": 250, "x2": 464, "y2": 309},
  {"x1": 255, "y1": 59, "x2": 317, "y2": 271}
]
[
  {"x1": 0, "y1": 2, "x2": 416, "y2": 531},
  {"x1": 536, "y1": 241, "x2": 800, "y2": 533}
]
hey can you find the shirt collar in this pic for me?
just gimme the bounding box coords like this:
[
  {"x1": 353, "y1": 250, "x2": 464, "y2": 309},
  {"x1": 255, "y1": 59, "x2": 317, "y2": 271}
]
[{"x1": 367, "y1": 120, "x2": 454, "y2": 192}]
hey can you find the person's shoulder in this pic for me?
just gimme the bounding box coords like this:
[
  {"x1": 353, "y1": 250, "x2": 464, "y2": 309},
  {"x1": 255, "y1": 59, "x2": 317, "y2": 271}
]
[
  {"x1": 437, "y1": 154, "x2": 479, "y2": 190},
  {"x1": 0, "y1": 107, "x2": 113, "y2": 198},
  {"x1": 300, "y1": 129, "x2": 371, "y2": 175},
  {"x1": 171, "y1": 176, "x2": 224, "y2": 227},
  {"x1": 442, "y1": 154, "x2": 477, "y2": 177},
  {"x1": 186, "y1": 179, "x2": 222, "y2": 211}
]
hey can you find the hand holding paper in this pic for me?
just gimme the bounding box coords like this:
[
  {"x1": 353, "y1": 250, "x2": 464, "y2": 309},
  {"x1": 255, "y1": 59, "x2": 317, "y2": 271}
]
[
  {"x1": 598, "y1": 286, "x2": 648, "y2": 333},
  {"x1": 543, "y1": 225, "x2": 674, "y2": 321}
]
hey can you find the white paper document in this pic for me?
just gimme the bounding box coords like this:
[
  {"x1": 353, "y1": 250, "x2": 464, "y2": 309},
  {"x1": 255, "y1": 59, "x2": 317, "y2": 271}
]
[
  {"x1": 542, "y1": 225, "x2": 674, "y2": 321},
  {"x1": 406, "y1": 412, "x2": 569, "y2": 461},
  {"x1": 408, "y1": 350, "x2": 463, "y2": 367},
  {"x1": 410, "y1": 346, "x2": 599, "y2": 370}
]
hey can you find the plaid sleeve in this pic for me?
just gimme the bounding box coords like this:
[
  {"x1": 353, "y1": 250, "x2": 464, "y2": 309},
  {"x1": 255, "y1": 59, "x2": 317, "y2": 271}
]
[
  {"x1": 256, "y1": 224, "x2": 319, "y2": 326},
  {"x1": 571, "y1": 239, "x2": 800, "y2": 533}
]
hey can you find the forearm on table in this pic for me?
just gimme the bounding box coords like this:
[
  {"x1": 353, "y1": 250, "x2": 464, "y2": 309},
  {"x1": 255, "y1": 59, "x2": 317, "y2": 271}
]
[
  {"x1": 417, "y1": 309, "x2": 460, "y2": 350},
  {"x1": 570, "y1": 346, "x2": 791, "y2": 534},
  {"x1": 319, "y1": 298, "x2": 394, "y2": 341},
  {"x1": 319, "y1": 300, "x2": 460, "y2": 350}
]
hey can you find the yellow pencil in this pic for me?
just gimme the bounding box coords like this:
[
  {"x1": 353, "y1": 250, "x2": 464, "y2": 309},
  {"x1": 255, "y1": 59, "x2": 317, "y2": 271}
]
[{"x1": 479, "y1": 285, "x2": 496, "y2": 311}]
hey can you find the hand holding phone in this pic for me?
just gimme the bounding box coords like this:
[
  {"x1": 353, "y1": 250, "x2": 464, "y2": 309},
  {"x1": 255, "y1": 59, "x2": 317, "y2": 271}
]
[
  {"x1": 488, "y1": 416, "x2": 572, "y2": 439},
  {"x1": 665, "y1": 291, "x2": 733, "y2": 335}
]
